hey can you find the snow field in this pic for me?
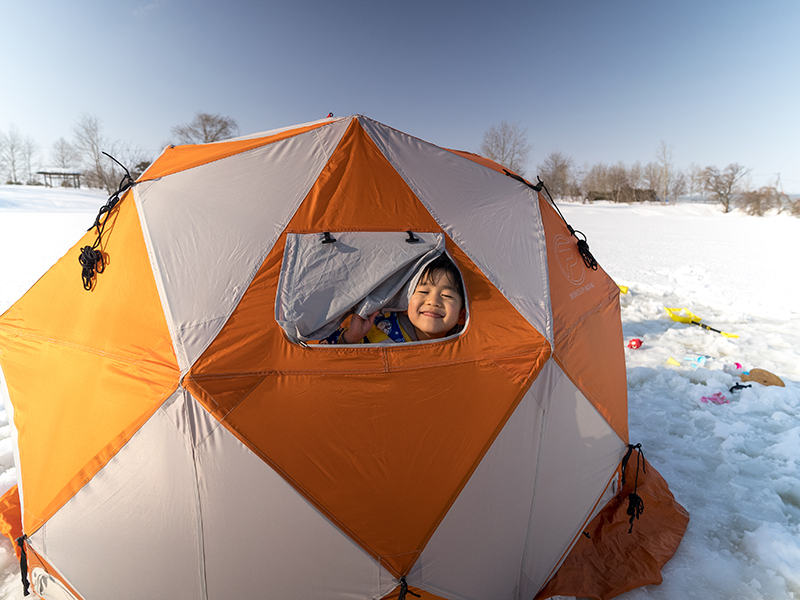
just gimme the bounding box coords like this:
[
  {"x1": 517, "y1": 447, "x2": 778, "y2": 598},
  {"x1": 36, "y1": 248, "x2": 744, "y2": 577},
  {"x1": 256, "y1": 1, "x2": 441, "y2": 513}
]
[{"x1": 0, "y1": 187, "x2": 797, "y2": 599}]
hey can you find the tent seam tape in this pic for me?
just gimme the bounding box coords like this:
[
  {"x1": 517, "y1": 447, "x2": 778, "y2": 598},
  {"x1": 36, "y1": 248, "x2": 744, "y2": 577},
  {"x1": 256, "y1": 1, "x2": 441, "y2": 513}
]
[{"x1": 185, "y1": 389, "x2": 210, "y2": 600}]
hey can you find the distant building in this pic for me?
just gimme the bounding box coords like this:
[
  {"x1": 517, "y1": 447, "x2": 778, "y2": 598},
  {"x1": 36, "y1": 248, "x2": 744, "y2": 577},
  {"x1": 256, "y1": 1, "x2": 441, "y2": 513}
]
[{"x1": 37, "y1": 168, "x2": 83, "y2": 188}]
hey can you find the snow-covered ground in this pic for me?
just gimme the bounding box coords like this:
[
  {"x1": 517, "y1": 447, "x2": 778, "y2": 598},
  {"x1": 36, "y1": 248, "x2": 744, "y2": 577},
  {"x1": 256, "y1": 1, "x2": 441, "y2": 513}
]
[{"x1": 0, "y1": 185, "x2": 798, "y2": 599}]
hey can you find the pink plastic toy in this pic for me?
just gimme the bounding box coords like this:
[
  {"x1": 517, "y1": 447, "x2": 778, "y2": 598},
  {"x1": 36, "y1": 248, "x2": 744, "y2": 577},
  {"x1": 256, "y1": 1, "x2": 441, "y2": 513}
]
[{"x1": 700, "y1": 392, "x2": 729, "y2": 405}]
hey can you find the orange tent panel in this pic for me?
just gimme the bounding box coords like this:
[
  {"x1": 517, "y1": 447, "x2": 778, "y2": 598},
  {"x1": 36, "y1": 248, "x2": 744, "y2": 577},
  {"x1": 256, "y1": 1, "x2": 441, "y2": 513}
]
[
  {"x1": 0, "y1": 196, "x2": 179, "y2": 533},
  {"x1": 538, "y1": 193, "x2": 628, "y2": 442},
  {"x1": 287, "y1": 119, "x2": 441, "y2": 233},
  {"x1": 535, "y1": 460, "x2": 689, "y2": 600}
]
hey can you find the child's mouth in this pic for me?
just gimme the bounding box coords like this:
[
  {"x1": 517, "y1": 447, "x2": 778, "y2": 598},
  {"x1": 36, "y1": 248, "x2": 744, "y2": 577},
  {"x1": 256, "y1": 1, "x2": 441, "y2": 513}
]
[{"x1": 420, "y1": 311, "x2": 443, "y2": 319}]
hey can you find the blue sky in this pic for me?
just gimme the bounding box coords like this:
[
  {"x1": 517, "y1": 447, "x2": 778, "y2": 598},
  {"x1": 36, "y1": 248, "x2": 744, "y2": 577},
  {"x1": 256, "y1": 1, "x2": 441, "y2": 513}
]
[{"x1": 2, "y1": 0, "x2": 799, "y2": 190}]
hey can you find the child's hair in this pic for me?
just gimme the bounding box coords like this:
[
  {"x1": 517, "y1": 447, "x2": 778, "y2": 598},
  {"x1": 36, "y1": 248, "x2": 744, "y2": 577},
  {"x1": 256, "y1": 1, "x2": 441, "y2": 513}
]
[{"x1": 418, "y1": 254, "x2": 465, "y2": 303}]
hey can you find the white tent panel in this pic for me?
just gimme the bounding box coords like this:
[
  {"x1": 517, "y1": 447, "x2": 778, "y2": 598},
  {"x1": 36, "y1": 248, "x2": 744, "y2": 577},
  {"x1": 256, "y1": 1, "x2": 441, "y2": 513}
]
[
  {"x1": 196, "y1": 413, "x2": 395, "y2": 600},
  {"x1": 409, "y1": 381, "x2": 545, "y2": 600},
  {"x1": 518, "y1": 361, "x2": 626, "y2": 599},
  {"x1": 135, "y1": 118, "x2": 351, "y2": 371},
  {"x1": 30, "y1": 401, "x2": 205, "y2": 600},
  {"x1": 359, "y1": 117, "x2": 553, "y2": 344}
]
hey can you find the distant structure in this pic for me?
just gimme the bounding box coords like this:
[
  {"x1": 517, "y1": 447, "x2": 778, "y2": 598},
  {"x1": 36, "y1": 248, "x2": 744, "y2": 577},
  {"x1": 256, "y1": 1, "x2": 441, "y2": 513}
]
[{"x1": 37, "y1": 168, "x2": 83, "y2": 188}]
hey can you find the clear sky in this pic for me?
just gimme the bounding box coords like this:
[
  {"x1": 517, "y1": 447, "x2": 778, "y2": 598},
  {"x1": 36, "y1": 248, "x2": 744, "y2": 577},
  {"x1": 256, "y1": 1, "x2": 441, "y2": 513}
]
[{"x1": 2, "y1": 0, "x2": 799, "y2": 191}]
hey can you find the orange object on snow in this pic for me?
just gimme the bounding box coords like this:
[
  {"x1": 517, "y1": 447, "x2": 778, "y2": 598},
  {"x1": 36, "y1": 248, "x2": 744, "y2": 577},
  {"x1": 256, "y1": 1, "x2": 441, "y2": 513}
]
[{"x1": 0, "y1": 115, "x2": 687, "y2": 600}]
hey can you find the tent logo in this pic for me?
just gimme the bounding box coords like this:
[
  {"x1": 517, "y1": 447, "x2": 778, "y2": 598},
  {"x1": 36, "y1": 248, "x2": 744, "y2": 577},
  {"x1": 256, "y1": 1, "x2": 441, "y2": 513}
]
[
  {"x1": 30, "y1": 567, "x2": 79, "y2": 600},
  {"x1": 554, "y1": 234, "x2": 586, "y2": 286}
]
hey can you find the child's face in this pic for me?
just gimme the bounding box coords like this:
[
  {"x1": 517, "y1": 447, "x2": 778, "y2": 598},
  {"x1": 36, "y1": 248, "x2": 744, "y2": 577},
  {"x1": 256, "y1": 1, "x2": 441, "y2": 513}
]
[{"x1": 407, "y1": 269, "x2": 464, "y2": 340}]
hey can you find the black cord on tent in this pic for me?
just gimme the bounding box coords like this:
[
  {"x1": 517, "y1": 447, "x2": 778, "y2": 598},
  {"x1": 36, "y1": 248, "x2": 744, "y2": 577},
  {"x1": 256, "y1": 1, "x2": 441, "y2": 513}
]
[
  {"x1": 79, "y1": 153, "x2": 134, "y2": 291},
  {"x1": 621, "y1": 443, "x2": 646, "y2": 534},
  {"x1": 503, "y1": 170, "x2": 599, "y2": 271},
  {"x1": 16, "y1": 535, "x2": 30, "y2": 596},
  {"x1": 398, "y1": 577, "x2": 421, "y2": 600}
]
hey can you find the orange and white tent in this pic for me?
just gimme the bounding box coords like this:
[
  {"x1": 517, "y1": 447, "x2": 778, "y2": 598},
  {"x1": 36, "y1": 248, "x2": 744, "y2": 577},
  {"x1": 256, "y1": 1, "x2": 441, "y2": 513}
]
[{"x1": 0, "y1": 115, "x2": 687, "y2": 600}]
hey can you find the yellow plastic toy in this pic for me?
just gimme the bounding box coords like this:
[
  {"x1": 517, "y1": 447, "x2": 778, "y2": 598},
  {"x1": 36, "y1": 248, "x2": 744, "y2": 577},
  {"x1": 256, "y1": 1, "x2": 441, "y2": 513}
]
[{"x1": 664, "y1": 307, "x2": 739, "y2": 338}]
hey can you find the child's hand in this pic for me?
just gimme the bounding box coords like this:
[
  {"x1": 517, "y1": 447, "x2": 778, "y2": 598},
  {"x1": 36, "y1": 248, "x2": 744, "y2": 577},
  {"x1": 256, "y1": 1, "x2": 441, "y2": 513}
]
[{"x1": 343, "y1": 311, "x2": 379, "y2": 343}]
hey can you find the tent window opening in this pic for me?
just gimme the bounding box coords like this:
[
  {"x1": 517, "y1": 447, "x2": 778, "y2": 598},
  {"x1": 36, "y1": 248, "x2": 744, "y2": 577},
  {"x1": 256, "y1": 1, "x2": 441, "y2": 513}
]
[{"x1": 275, "y1": 231, "x2": 468, "y2": 345}]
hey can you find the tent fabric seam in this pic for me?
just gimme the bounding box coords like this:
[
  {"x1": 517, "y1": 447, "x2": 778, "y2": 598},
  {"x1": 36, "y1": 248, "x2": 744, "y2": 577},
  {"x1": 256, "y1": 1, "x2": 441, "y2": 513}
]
[
  {"x1": 184, "y1": 395, "x2": 210, "y2": 600},
  {"x1": 186, "y1": 348, "x2": 548, "y2": 379},
  {"x1": 133, "y1": 187, "x2": 188, "y2": 370},
  {"x1": 520, "y1": 361, "x2": 558, "y2": 595},
  {"x1": 0, "y1": 326, "x2": 176, "y2": 371},
  {"x1": 22, "y1": 396, "x2": 170, "y2": 535}
]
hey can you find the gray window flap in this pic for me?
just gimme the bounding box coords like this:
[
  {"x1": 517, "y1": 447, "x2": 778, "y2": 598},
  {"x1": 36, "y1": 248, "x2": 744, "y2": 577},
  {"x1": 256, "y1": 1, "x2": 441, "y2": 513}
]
[{"x1": 276, "y1": 231, "x2": 445, "y2": 342}]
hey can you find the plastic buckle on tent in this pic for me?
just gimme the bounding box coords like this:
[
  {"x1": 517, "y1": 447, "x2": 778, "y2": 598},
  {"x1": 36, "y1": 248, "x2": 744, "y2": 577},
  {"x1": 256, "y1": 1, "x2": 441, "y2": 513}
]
[
  {"x1": 321, "y1": 232, "x2": 337, "y2": 244},
  {"x1": 405, "y1": 230, "x2": 420, "y2": 243}
]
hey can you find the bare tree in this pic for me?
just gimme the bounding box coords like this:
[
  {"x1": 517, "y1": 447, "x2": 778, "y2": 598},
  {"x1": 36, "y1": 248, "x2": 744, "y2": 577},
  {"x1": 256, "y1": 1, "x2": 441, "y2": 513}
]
[
  {"x1": 116, "y1": 142, "x2": 153, "y2": 180},
  {"x1": 626, "y1": 161, "x2": 645, "y2": 203},
  {"x1": 73, "y1": 114, "x2": 121, "y2": 193},
  {"x1": 655, "y1": 141, "x2": 674, "y2": 202},
  {"x1": 582, "y1": 163, "x2": 609, "y2": 202},
  {"x1": 51, "y1": 137, "x2": 80, "y2": 170},
  {"x1": 702, "y1": 164, "x2": 749, "y2": 213},
  {"x1": 686, "y1": 163, "x2": 704, "y2": 200},
  {"x1": 0, "y1": 125, "x2": 24, "y2": 184},
  {"x1": 738, "y1": 186, "x2": 787, "y2": 216},
  {"x1": 478, "y1": 120, "x2": 531, "y2": 176},
  {"x1": 171, "y1": 112, "x2": 239, "y2": 144},
  {"x1": 607, "y1": 161, "x2": 629, "y2": 203},
  {"x1": 669, "y1": 171, "x2": 687, "y2": 202},
  {"x1": 23, "y1": 136, "x2": 39, "y2": 184},
  {"x1": 642, "y1": 162, "x2": 662, "y2": 199},
  {"x1": 537, "y1": 151, "x2": 574, "y2": 199}
]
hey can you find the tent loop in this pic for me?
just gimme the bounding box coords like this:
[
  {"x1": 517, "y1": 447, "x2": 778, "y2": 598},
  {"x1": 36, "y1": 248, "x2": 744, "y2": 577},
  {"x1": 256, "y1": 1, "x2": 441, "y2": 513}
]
[
  {"x1": 79, "y1": 153, "x2": 134, "y2": 291},
  {"x1": 16, "y1": 534, "x2": 30, "y2": 596},
  {"x1": 536, "y1": 176, "x2": 598, "y2": 271},
  {"x1": 621, "y1": 443, "x2": 647, "y2": 533},
  {"x1": 405, "y1": 230, "x2": 420, "y2": 243},
  {"x1": 398, "y1": 576, "x2": 421, "y2": 599},
  {"x1": 321, "y1": 231, "x2": 337, "y2": 244},
  {"x1": 79, "y1": 246, "x2": 105, "y2": 290},
  {"x1": 502, "y1": 169, "x2": 599, "y2": 271}
]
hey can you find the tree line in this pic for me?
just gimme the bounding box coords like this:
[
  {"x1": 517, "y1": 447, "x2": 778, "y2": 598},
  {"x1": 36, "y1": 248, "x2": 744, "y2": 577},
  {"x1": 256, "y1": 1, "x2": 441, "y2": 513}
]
[
  {"x1": 2, "y1": 115, "x2": 797, "y2": 216},
  {"x1": 0, "y1": 112, "x2": 239, "y2": 194},
  {"x1": 480, "y1": 121, "x2": 799, "y2": 217}
]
